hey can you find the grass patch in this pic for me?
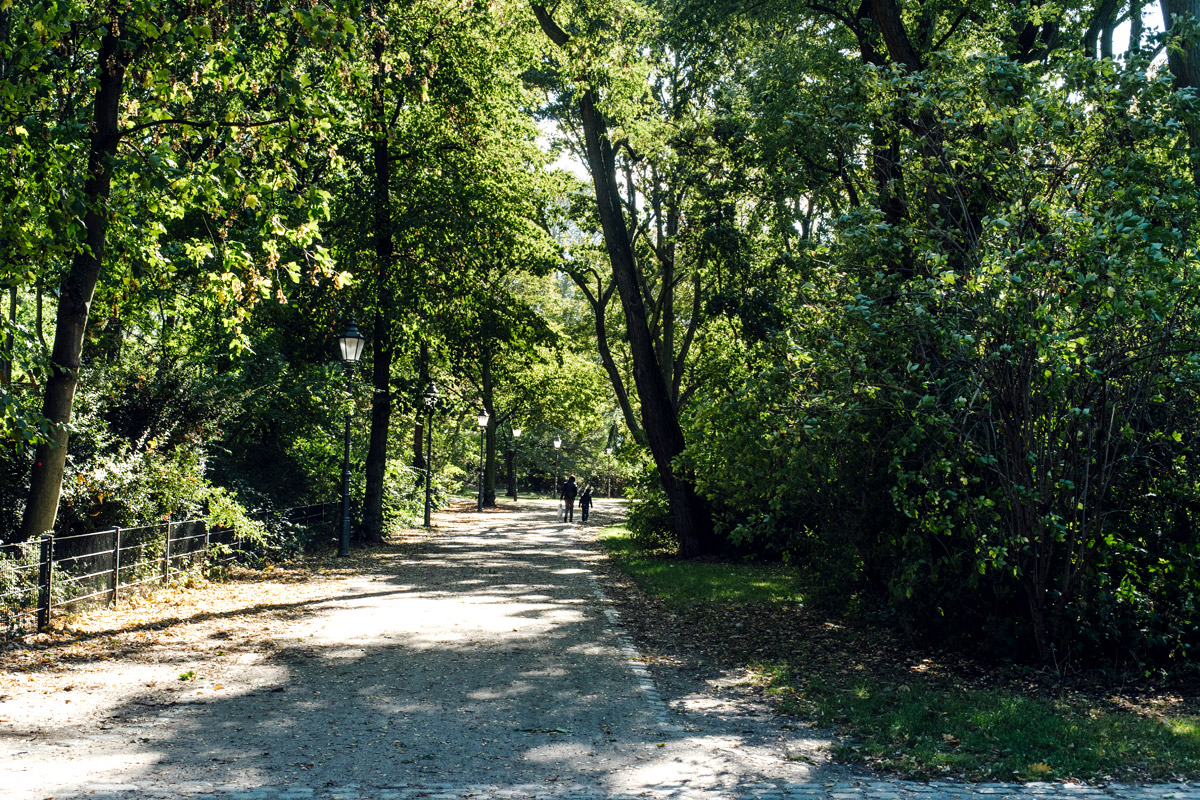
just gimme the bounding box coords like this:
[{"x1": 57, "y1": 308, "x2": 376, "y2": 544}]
[
  {"x1": 598, "y1": 525, "x2": 806, "y2": 607},
  {"x1": 598, "y1": 523, "x2": 1200, "y2": 783},
  {"x1": 773, "y1": 674, "x2": 1200, "y2": 782}
]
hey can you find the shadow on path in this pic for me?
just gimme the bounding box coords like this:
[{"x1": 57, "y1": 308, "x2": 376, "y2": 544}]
[{"x1": 4, "y1": 500, "x2": 837, "y2": 799}]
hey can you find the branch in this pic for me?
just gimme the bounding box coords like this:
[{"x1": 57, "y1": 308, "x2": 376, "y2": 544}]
[
  {"x1": 119, "y1": 115, "x2": 289, "y2": 138},
  {"x1": 931, "y1": 8, "x2": 971, "y2": 54},
  {"x1": 531, "y1": 3, "x2": 570, "y2": 47},
  {"x1": 806, "y1": 2, "x2": 861, "y2": 32},
  {"x1": 566, "y1": 266, "x2": 646, "y2": 445},
  {"x1": 673, "y1": 268, "x2": 704, "y2": 402},
  {"x1": 870, "y1": 0, "x2": 923, "y2": 71}
]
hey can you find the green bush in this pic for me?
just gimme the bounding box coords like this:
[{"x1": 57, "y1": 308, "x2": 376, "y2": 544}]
[
  {"x1": 624, "y1": 463, "x2": 676, "y2": 552},
  {"x1": 678, "y1": 53, "x2": 1200, "y2": 669}
]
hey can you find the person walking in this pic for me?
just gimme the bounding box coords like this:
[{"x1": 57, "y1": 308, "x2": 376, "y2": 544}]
[
  {"x1": 579, "y1": 486, "x2": 593, "y2": 523},
  {"x1": 561, "y1": 475, "x2": 578, "y2": 522}
]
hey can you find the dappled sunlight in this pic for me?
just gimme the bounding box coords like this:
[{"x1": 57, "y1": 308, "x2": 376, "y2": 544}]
[
  {"x1": 7, "y1": 751, "x2": 160, "y2": 798},
  {"x1": 2, "y1": 499, "x2": 835, "y2": 798}
]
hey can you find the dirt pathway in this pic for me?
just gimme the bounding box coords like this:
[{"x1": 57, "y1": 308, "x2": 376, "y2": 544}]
[{"x1": 1, "y1": 500, "x2": 840, "y2": 799}]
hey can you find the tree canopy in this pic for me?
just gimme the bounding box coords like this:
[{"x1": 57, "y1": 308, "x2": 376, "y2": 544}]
[{"x1": 4, "y1": 0, "x2": 1200, "y2": 668}]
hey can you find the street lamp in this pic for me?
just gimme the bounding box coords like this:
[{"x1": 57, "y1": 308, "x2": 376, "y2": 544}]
[
  {"x1": 336, "y1": 322, "x2": 366, "y2": 558},
  {"x1": 605, "y1": 446, "x2": 613, "y2": 498},
  {"x1": 553, "y1": 435, "x2": 562, "y2": 498},
  {"x1": 477, "y1": 411, "x2": 489, "y2": 512},
  {"x1": 422, "y1": 382, "x2": 440, "y2": 528},
  {"x1": 510, "y1": 427, "x2": 521, "y2": 501}
]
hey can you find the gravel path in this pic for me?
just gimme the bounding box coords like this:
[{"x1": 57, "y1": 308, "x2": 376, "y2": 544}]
[{"x1": 1, "y1": 500, "x2": 1194, "y2": 799}]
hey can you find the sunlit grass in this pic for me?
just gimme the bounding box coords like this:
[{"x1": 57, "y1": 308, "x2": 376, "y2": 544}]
[
  {"x1": 779, "y1": 678, "x2": 1200, "y2": 781},
  {"x1": 598, "y1": 525, "x2": 806, "y2": 606}
]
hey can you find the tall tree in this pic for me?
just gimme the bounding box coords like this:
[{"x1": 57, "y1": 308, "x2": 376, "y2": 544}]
[
  {"x1": 532, "y1": 1, "x2": 718, "y2": 556},
  {"x1": 12, "y1": 0, "x2": 343, "y2": 541},
  {"x1": 324, "y1": 0, "x2": 550, "y2": 539}
]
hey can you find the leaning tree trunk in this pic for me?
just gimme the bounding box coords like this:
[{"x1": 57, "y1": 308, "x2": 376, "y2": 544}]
[
  {"x1": 1162, "y1": 0, "x2": 1200, "y2": 191},
  {"x1": 362, "y1": 42, "x2": 393, "y2": 544},
  {"x1": 532, "y1": 4, "x2": 717, "y2": 557},
  {"x1": 19, "y1": 29, "x2": 126, "y2": 541}
]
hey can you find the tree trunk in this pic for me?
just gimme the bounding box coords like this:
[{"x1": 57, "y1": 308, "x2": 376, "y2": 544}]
[
  {"x1": 19, "y1": 28, "x2": 126, "y2": 541},
  {"x1": 1130, "y1": 0, "x2": 1145, "y2": 53},
  {"x1": 568, "y1": 270, "x2": 647, "y2": 446},
  {"x1": 1084, "y1": 0, "x2": 1122, "y2": 59},
  {"x1": 870, "y1": 0, "x2": 924, "y2": 71},
  {"x1": 362, "y1": 55, "x2": 393, "y2": 544},
  {"x1": 531, "y1": 4, "x2": 717, "y2": 557},
  {"x1": 412, "y1": 340, "x2": 428, "y2": 488},
  {"x1": 3, "y1": 286, "x2": 14, "y2": 386},
  {"x1": 506, "y1": 447, "x2": 517, "y2": 499},
  {"x1": 1163, "y1": 0, "x2": 1200, "y2": 190},
  {"x1": 481, "y1": 353, "x2": 496, "y2": 507},
  {"x1": 0, "y1": 11, "x2": 10, "y2": 389},
  {"x1": 1022, "y1": 578, "x2": 1053, "y2": 663}
]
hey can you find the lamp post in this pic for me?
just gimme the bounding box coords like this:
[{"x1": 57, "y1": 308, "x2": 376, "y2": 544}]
[
  {"x1": 553, "y1": 435, "x2": 562, "y2": 498},
  {"x1": 477, "y1": 411, "x2": 489, "y2": 512},
  {"x1": 605, "y1": 446, "x2": 613, "y2": 498},
  {"x1": 336, "y1": 322, "x2": 367, "y2": 558},
  {"x1": 510, "y1": 427, "x2": 521, "y2": 501},
  {"x1": 422, "y1": 382, "x2": 440, "y2": 528}
]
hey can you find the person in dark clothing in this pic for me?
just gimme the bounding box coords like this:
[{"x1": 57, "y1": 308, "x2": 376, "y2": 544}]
[
  {"x1": 579, "y1": 486, "x2": 593, "y2": 523},
  {"x1": 561, "y1": 475, "x2": 578, "y2": 522}
]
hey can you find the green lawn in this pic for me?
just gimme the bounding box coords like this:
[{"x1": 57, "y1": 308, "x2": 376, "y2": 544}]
[
  {"x1": 598, "y1": 524, "x2": 1200, "y2": 783},
  {"x1": 599, "y1": 528, "x2": 807, "y2": 606}
]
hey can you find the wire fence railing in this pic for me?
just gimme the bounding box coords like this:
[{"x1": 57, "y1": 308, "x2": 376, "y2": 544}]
[{"x1": 0, "y1": 501, "x2": 340, "y2": 642}]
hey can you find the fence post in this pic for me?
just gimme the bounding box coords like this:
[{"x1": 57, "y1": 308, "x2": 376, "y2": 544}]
[
  {"x1": 109, "y1": 526, "x2": 121, "y2": 605},
  {"x1": 162, "y1": 521, "x2": 171, "y2": 584},
  {"x1": 202, "y1": 519, "x2": 210, "y2": 567},
  {"x1": 37, "y1": 534, "x2": 54, "y2": 631}
]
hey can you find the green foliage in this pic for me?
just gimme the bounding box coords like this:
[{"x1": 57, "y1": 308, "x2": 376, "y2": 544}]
[
  {"x1": 621, "y1": 463, "x2": 676, "y2": 552},
  {"x1": 441, "y1": 462, "x2": 469, "y2": 495},
  {"x1": 624, "y1": 495, "x2": 675, "y2": 553},
  {"x1": 0, "y1": 541, "x2": 40, "y2": 637},
  {"x1": 7, "y1": 0, "x2": 1200, "y2": 678},
  {"x1": 203, "y1": 486, "x2": 267, "y2": 546},
  {"x1": 843, "y1": 54, "x2": 1200, "y2": 664},
  {"x1": 4, "y1": 353, "x2": 233, "y2": 538},
  {"x1": 667, "y1": 13, "x2": 1200, "y2": 667},
  {"x1": 376, "y1": 459, "x2": 453, "y2": 534}
]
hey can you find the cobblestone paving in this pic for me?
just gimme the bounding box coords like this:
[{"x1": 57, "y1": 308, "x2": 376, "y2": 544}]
[
  {"x1": 4, "y1": 502, "x2": 1194, "y2": 800},
  {"x1": 69, "y1": 779, "x2": 1200, "y2": 799}
]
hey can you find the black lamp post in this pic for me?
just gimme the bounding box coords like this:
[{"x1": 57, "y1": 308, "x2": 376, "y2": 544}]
[
  {"x1": 605, "y1": 446, "x2": 613, "y2": 498},
  {"x1": 422, "y1": 382, "x2": 439, "y2": 528},
  {"x1": 336, "y1": 322, "x2": 366, "y2": 558},
  {"x1": 477, "y1": 410, "x2": 489, "y2": 512},
  {"x1": 509, "y1": 427, "x2": 521, "y2": 501},
  {"x1": 553, "y1": 435, "x2": 562, "y2": 498}
]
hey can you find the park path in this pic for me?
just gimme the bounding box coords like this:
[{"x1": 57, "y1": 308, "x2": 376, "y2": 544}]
[{"x1": 2, "y1": 500, "x2": 1196, "y2": 800}]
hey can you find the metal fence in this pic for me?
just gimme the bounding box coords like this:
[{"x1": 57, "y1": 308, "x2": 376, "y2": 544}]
[{"x1": 0, "y1": 501, "x2": 339, "y2": 642}]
